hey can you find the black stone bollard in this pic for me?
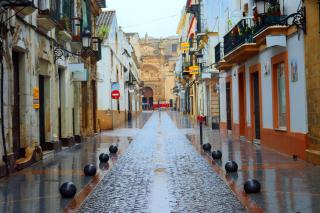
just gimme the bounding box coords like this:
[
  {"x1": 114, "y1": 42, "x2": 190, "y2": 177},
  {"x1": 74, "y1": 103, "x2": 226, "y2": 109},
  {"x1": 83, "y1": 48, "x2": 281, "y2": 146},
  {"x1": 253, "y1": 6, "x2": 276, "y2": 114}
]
[
  {"x1": 109, "y1": 145, "x2": 118, "y2": 154},
  {"x1": 211, "y1": 150, "x2": 222, "y2": 160},
  {"x1": 293, "y1": 154, "x2": 298, "y2": 161},
  {"x1": 225, "y1": 161, "x2": 238, "y2": 173},
  {"x1": 99, "y1": 153, "x2": 109, "y2": 163},
  {"x1": 59, "y1": 182, "x2": 77, "y2": 198},
  {"x1": 244, "y1": 179, "x2": 261, "y2": 194},
  {"x1": 84, "y1": 164, "x2": 97, "y2": 176},
  {"x1": 202, "y1": 143, "x2": 212, "y2": 152}
]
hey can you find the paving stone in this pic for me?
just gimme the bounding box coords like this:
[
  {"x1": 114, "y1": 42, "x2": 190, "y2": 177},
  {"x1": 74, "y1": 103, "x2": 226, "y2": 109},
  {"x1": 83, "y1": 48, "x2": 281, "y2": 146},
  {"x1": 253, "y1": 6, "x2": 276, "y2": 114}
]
[{"x1": 78, "y1": 112, "x2": 246, "y2": 213}]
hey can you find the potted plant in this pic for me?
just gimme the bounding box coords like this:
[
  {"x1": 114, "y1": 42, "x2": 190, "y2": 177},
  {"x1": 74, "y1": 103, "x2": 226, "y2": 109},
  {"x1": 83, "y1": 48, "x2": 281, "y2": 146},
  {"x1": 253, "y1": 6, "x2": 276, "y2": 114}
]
[
  {"x1": 59, "y1": 16, "x2": 71, "y2": 32},
  {"x1": 97, "y1": 25, "x2": 109, "y2": 40}
]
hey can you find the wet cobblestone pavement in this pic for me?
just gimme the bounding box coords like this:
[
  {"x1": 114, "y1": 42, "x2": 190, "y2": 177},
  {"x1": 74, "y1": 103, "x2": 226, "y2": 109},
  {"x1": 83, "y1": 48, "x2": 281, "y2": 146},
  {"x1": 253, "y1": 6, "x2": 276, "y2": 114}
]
[
  {"x1": 78, "y1": 112, "x2": 246, "y2": 213},
  {"x1": 168, "y1": 112, "x2": 320, "y2": 213},
  {"x1": 0, "y1": 112, "x2": 152, "y2": 213},
  {"x1": 2, "y1": 111, "x2": 320, "y2": 212}
]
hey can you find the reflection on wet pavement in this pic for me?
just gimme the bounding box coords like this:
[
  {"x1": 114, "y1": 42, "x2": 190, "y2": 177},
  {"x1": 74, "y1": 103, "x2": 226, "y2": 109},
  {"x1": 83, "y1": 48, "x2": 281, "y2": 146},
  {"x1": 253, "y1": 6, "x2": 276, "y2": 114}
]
[
  {"x1": 78, "y1": 112, "x2": 245, "y2": 212},
  {"x1": 0, "y1": 112, "x2": 152, "y2": 213},
  {"x1": 168, "y1": 112, "x2": 320, "y2": 213},
  {"x1": 2, "y1": 111, "x2": 318, "y2": 213}
]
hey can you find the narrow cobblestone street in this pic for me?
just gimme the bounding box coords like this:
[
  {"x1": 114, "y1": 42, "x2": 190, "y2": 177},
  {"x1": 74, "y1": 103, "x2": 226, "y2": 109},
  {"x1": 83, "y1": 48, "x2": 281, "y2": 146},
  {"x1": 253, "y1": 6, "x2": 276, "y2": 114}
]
[
  {"x1": 1, "y1": 112, "x2": 320, "y2": 213},
  {"x1": 78, "y1": 112, "x2": 245, "y2": 213}
]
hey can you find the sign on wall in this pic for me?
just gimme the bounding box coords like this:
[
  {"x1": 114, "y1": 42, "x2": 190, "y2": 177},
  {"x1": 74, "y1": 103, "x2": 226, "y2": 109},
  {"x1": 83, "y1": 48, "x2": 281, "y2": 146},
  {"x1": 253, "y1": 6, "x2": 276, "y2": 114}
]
[
  {"x1": 189, "y1": 65, "x2": 199, "y2": 71},
  {"x1": 33, "y1": 87, "x2": 39, "y2": 109},
  {"x1": 69, "y1": 63, "x2": 88, "y2": 82},
  {"x1": 181, "y1": 42, "x2": 190, "y2": 51},
  {"x1": 201, "y1": 72, "x2": 211, "y2": 79},
  {"x1": 111, "y1": 82, "x2": 120, "y2": 99}
]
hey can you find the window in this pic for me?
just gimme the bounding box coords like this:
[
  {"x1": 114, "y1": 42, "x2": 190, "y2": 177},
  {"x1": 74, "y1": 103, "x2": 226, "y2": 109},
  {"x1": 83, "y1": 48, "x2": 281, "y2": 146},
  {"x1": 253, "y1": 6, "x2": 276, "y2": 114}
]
[
  {"x1": 111, "y1": 50, "x2": 114, "y2": 68},
  {"x1": 82, "y1": 0, "x2": 91, "y2": 30},
  {"x1": 116, "y1": 67, "x2": 119, "y2": 82},
  {"x1": 172, "y1": 44, "x2": 178, "y2": 52},
  {"x1": 277, "y1": 63, "x2": 286, "y2": 128},
  {"x1": 272, "y1": 52, "x2": 289, "y2": 131}
]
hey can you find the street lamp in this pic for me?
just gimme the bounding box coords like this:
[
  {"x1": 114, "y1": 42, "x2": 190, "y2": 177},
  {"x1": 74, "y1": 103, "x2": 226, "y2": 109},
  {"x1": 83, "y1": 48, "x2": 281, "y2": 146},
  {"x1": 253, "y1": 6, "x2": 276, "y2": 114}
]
[
  {"x1": 54, "y1": 29, "x2": 100, "y2": 62},
  {"x1": 82, "y1": 29, "x2": 92, "y2": 49}
]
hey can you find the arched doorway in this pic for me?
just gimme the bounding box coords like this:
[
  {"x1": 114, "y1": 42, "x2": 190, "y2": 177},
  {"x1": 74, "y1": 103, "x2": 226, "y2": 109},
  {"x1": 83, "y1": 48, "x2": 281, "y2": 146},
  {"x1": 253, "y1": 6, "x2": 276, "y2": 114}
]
[{"x1": 142, "y1": 87, "x2": 153, "y2": 110}]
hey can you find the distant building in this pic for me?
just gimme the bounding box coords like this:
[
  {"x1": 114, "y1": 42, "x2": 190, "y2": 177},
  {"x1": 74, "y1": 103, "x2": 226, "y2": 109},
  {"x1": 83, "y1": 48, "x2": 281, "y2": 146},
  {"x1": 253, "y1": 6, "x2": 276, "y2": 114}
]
[
  {"x1": 139, "y1": 35, "x2": 179, "y2": 110},
  {"x1": 96, "y1": 10, "x2": 142, "y2": 130}
]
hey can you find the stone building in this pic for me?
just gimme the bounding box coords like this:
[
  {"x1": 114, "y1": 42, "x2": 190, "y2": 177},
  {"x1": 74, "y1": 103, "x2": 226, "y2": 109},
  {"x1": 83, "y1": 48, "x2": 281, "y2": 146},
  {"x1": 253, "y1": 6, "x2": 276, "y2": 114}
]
[
  {"x1": 305, "y1": 0, "x2": 320, "y2": 164},
  {"x1": 0, "y1": 0, "x2": 104, "y2": 177},
  {"x1": 139, "y1": 35, "x2": 179, "y2": 109},
  {"x1": 96, "y1": 10, "x2": 142, "y2": 130}
]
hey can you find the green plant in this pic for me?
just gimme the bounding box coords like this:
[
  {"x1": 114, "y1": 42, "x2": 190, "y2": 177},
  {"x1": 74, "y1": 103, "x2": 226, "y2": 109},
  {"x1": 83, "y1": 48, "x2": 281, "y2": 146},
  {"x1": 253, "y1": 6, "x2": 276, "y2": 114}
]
[
  {"x1": 59, "y1": 16, "x2": 71, "y2": 32},
  {"x1": 97, "y1": 25, "x2": 110, "y2": 40}
]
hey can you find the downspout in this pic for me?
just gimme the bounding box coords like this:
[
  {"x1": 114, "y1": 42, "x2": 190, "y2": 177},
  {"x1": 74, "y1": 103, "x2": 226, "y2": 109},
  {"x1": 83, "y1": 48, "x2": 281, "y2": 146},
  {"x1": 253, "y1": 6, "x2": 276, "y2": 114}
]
[{"x1": 0, "y1": 39, "x2": 9, "y2": 175}]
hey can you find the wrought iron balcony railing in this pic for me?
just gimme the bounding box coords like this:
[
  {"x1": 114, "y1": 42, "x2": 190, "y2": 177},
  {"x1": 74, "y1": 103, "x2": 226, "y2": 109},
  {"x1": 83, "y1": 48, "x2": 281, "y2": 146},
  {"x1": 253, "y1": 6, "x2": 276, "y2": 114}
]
[
  {"x1": 223, "y1": 13, "x2": 288, "y2": 56},
  {"x1": 223, "y1": 18, "x2": 255, "y2": 56},
  {"x1": 253, "y1": 14, "x2": 287, "y2": 35},
  {"x1": 38, "y1": 0, "x2": 74, "y2": 31}
]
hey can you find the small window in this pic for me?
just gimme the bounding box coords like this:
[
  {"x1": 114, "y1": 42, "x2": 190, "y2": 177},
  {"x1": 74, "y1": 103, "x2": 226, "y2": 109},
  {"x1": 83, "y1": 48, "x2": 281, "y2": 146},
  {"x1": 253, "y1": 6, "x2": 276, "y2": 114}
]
[
  {"x1": 172, "y1": 44, "x2": 178, "y2": 52},
  {"x1": 111, "y1": 50, "x2": 114, "y2": 68}
]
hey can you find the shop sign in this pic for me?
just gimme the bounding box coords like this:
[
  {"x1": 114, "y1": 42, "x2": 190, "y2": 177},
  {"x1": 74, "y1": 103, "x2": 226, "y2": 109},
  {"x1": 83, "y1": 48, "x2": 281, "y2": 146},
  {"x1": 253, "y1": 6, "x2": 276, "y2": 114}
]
[
  {"x1": 181, "y1": 42, "x2": 189, "y2": 51},
  {"x1": 33, "y1": 87, "x2": 39, "y2": 109},
  {"x1": 69, "y1": 63, "x2": 88, "y2": 82},
  {"x1": 189, "y1": 66, "x2": 199, "y2": 71}
]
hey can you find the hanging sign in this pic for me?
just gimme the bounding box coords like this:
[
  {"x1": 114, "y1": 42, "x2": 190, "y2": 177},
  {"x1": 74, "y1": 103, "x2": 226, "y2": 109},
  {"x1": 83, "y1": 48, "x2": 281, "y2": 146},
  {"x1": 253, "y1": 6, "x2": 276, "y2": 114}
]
[
  {"x1": 69, "y1": 63, "x2": 88, "y2": 82},
  {"x1": 181, "y1": 42, "x2": 190, "y2": 51},
  {"x1": 111, "y1": 82, "x2": 120, "y2": 99},
  {"x1": 189, "y1": 65, "x2": 199, "y2": 71},
  {"x1": 190, "y1": 71, "x2": 199, "y2": 75},
  {"x1": 33, "y1": 87, "x2": 40, "y2": 109}
]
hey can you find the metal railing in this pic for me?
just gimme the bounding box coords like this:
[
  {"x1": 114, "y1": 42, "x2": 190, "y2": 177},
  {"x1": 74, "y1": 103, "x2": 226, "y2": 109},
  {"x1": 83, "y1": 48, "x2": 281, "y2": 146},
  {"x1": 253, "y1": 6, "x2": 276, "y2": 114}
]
[
  {"x1": 223, "y1": 14, "x2": 287, "y2": 56},
  {"x1": 50, "y1": 0, "x2": 74, "y2": 32},
  {"x1": 223, "y1": 18, "x2": 255, "y2": 56},
  {"x1": 253, "y1": 14, "x2": 287, "y2": 35}
]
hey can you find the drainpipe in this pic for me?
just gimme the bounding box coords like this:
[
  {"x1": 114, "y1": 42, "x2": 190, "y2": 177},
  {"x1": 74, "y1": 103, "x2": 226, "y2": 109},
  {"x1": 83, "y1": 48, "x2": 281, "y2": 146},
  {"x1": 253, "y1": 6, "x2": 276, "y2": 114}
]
[{"x1": 0, "y1": 38, "x2": 9, "y2": 175}]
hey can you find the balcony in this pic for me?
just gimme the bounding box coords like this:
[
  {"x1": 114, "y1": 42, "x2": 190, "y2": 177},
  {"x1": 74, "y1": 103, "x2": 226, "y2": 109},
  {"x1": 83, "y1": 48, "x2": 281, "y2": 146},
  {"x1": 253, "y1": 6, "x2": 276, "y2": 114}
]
[
  {"x1": 224, "y1": 18, "x2": 256, "y2": 56},
  {"x1": 37, "y1": 0, "x2": 57, "y2": 32},
  {"x1": 12, "y1": 0, "x2": 37, "y2": 17},
  {"x1": 253, "y1": 14, "x2": 288, "y2": 45}
]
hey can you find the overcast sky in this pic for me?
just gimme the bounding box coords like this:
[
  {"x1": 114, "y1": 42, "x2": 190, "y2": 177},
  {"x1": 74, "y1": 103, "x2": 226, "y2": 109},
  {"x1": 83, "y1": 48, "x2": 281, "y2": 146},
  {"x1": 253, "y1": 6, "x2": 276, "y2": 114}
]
[{"x1": 106, "y1": 0, "x2": 186, "y2": 38}]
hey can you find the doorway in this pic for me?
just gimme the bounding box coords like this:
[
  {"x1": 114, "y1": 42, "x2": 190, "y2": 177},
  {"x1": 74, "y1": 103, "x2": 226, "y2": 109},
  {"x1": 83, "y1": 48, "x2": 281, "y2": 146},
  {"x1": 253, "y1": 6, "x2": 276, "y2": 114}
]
[
  {"x1": 12, "y1": 51, "x2": 21, "y2": 158},
  {"x1": 92, "y1": 80, "x2": 97, "y2": 132},
  {"x1": 251, "y1": 71, "x2": 261, "y2": 140},
  {"x1": 238, "y1": 72, "x2": 246, "y2": 137},
  {"x1": 128, "y1": 90, "x2": 132, "y2": 121},
  {"x1": 58, "y1": 69, "x2": 63, "y2": 140},
  {"x1": 142, "y1": 87, "x2": 153, "y2": 110},
  {"x1": 81, "y1": 82, "x2": 88, "y2": 129},
  {"x1": 39, "y1": 75, "x2": 45, "y2": 148},
  {"x1": 226, "y1": 81, "x2": 232, "y2": 130}
]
